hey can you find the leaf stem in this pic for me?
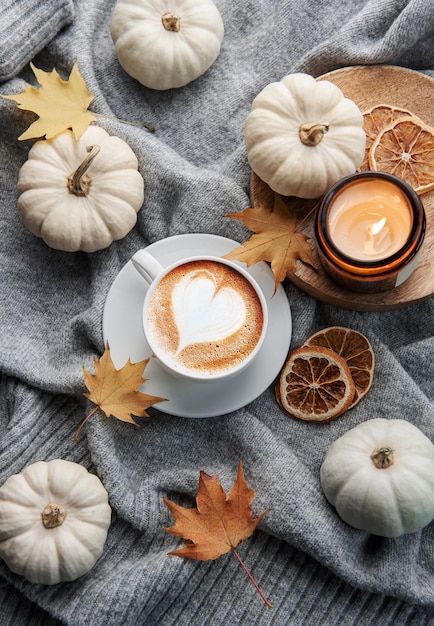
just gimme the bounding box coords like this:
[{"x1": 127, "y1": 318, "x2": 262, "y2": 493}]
[
  {"x1": 231, "y1": 547, "x2": 272, "y2": 609},
  {"x1": 93, "y1": 112, "x2": 155, "y2": 133},
  {"x1": 74, "y1": 405, "x2": 100, "y2": 442}
]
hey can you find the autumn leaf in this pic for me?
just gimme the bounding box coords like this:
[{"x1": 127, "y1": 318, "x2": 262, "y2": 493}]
[
  {"x1": 164, "y1": 461, "x2": 272, "y2": 608},
  {"x1": 74, "y1": 343, "x2": 166, "y2": 441},
  {"x1": 2, "y1": 62, "x2": 96, "y2": 141},
  {"x1": 2, "y1": 62, "x2": 155, "y2": 140},
  {"x1": 224, "y1": 194, "x2": 317, "y2": 293}
]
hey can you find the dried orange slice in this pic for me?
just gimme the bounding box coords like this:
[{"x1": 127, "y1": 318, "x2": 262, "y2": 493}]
[
  {"x1": 369, "y1": 115, "x2": 434, "y2": 195},
  {"x1": 304, "y1": 326, "x2": 374, "y2": 409},
  {"x1": 359, "y1": 104, "x2": 413, "y2": 171},
  {"x1": 275, "y1": 346, "x2": 355, "y2": 422}
]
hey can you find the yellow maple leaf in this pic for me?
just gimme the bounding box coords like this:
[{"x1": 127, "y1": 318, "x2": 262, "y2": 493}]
[
  {"x1": 2, "y1": 62, "x2": 96, "y2": 140},
  {"x1": 74, "y1": 343, "x2": 166, "y2": 441},
  {"x1": 224, "y1": 194, "x2": 317, "y2": 293}
]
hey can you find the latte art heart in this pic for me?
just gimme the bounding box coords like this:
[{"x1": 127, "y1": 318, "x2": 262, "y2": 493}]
[
  {"x1": 146, "y1": 260, "x2": 264, "y2": 377},
  {"x1": 172, "y1": 271, "x2": 246, "y2": 353}
]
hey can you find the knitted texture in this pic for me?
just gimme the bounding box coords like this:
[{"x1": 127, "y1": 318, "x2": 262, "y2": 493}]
[
  {"x1": 0, "y1": 0, "x2": 75, "y2": 82},
  {"x1": 0, "y1": 1, "x2": 433, "y2": 624}
]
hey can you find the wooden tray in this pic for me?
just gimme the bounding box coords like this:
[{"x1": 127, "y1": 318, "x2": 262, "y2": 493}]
[{"x1": 250, "y1": 65, "x2": 434, "y2": 311}]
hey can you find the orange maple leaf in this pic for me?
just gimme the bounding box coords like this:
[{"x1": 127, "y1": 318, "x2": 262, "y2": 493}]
[
  {"x1": 74, "y1": 343, "x2": 166, "y2": 441},
  {"x1": 224, "y1": 193, "x2": 317, "y2": 293},
  {"x1": 164, "y1": 461, "x2": 271, "y2": 608}
]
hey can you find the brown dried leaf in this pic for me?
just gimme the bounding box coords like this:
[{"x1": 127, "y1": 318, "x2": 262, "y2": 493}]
[
  {"x1": 164, "y1": 461, "x2": 271, "y2": 607},
  {"x1": 164, "y1": 461, "x2": 267, "y2": 560},
  {"x1": 224, "y1": 194, "x2": 317, "y2": 293},
  {"x1": 75, "y1": 343, "x2": 166, "y2": 440}
]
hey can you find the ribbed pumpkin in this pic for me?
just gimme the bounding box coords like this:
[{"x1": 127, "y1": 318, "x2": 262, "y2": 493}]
[
  {"x1": 0, "y1": 459, "x2": 111, "y2": 584},
  {"x1": 17, "y1": 125, "x2": 144, "y2": 252},
  {"x1": 245, "y1": 73, "x2": 366, "y2": 199},
  {"x1": 110, "y1": 0, "x2": 224, "y2": 90},
  {"x1": 320, "y1": 418, "x2": 434, "y2": 537}
]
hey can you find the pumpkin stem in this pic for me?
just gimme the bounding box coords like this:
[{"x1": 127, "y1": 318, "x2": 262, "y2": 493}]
[
  {"x1": 67, "y1": 144, "x2": 101, "y2": 197},
  {"x1": 42, "y1": 502, "x2": 67, "y2": 529},
  {"x1": 299, "y1": 123, "x2": 329, "y2": 147},
  {"x1": 162, "y1": 12, "x2": 180, "y2": 32},
  {"x1": 371, "y1": 447, "x2": 394, "y2": 469}
]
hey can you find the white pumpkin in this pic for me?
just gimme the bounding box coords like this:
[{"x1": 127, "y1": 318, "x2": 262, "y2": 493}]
[
  {"x1": 320, "y1": 418, "x2": 434, "y2": 537},
  {"x1": 17, "y1": 125, "x2": 145, "y2": 252},
  {"x1": 110, "y1": 0, "x2": 224, "y2": 90},
  {"x1": 245, "y1": 73, "x2": 366, "y2": 199},
  {"x1": 0, "y1": 459, "x2": 111, "y2": 584}
]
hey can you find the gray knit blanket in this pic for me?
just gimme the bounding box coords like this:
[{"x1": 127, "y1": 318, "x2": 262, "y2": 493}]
[{"x1": 0, "y1": 1, "x2": 433, "y2": 624}]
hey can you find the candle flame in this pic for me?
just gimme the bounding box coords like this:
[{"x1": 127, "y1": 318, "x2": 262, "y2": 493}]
[
  {"x1": 364, "y1": 217, "x2": 389, "y2": 256},
  {"x1": 368, "y1": 217, "x2": 387, "y2": 237}
]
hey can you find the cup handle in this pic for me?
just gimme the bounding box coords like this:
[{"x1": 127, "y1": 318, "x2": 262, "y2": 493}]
[{"x1": 131, "y1": 249, "x2": 164, "y2": 284}]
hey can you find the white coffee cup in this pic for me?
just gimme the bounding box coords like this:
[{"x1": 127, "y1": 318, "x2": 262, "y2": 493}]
[{"x1": 131, "y1": 249, "x2": 268, "y2": 382}]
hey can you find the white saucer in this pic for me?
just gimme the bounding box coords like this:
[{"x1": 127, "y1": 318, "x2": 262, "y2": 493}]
[{"x1": 102, "y1": 234, "x2": 292, "y2": 417}]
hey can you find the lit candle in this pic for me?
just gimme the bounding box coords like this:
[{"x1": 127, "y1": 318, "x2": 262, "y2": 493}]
[
  {"x1": 326, "y1": 178, "x2": 413, "y2": 261},
  {"x1": 314, "y1": 172, "x2": 426, "y2": 293}
]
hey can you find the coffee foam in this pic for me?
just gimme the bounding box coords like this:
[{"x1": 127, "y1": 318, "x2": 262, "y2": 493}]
[{"x1": 147, "y1": 260, "x2": 264, "y2": 376}]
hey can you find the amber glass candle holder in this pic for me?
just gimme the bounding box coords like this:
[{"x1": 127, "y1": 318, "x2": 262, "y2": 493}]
[{"x1": 314, "y1": 171, "x2": 426, "y2": 293}]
